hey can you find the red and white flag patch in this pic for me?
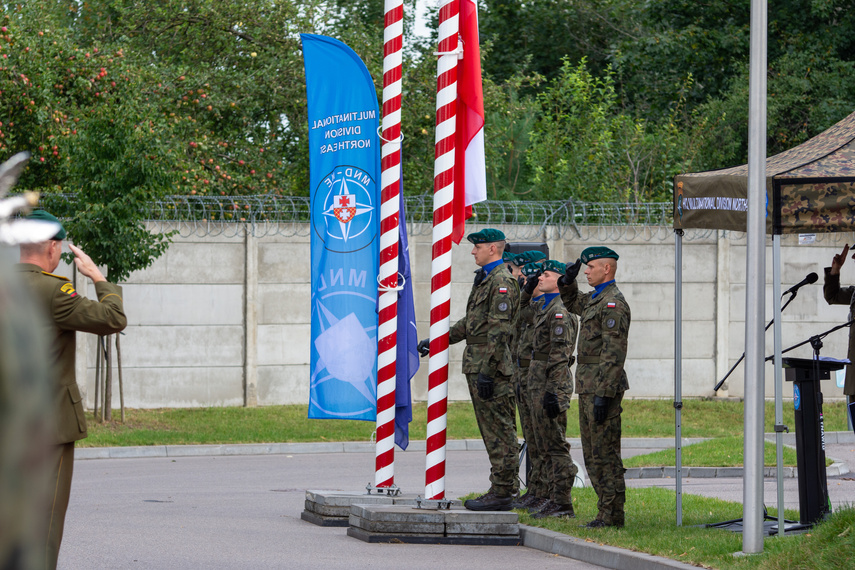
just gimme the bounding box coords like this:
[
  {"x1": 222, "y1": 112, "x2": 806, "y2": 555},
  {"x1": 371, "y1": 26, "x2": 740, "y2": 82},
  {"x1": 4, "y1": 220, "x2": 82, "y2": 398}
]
[
  {"x1": 607, "y1": 302, "x2": 616, "y2": 308},
  {"x1": 498, "y1": 287, "x2": 508, "y2": 293},
  {"x1": 554, "y1": 313, "x2": 564, "y2": 319}
]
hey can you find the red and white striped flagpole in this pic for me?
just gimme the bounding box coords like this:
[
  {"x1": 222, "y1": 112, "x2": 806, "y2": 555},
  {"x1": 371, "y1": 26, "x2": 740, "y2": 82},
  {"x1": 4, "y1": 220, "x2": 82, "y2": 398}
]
[
  {"x1": 375, "y1": 0, "x2": 404, "y2": 489},
  {"x1": 425, "y1": 0, "x2": 460, "y2": 500}
]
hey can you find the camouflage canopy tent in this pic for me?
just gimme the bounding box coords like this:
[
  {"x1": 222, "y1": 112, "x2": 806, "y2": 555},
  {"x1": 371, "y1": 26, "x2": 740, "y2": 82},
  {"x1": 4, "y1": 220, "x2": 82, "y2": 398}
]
[
  {"x1": 670, "y1": 110, "x2": 855, "y2": 527},
  {"x1": 674, "y1": 109, "x2": 855, "y2": 234}
]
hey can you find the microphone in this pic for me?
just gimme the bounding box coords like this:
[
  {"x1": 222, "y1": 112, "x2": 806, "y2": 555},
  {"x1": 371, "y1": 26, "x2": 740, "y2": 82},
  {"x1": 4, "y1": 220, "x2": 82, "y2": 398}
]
[{"x1": 783, "y1": 272, "x2": 818, "y2": 296}]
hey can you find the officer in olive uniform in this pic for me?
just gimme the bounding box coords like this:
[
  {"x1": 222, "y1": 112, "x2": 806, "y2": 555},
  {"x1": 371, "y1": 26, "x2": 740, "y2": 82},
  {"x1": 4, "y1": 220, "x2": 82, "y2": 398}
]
[
  {"x1": 526, "y1": 259, "x2": 579, "y2": 519},
  {"x1": 443, "y1": 228, "x2": 520, "y2": 510},
  {"x1": 504, "y1": 251, "x2": 548, "y2": 509},
  {"x1": 823, "y1": 244, "x2": 855, "y2": 414},
  {"x1": 559, "y1": 246, "x2": 630, "y2": 528},
  {"x1": 17, "y1": 210, "x2": 128, "y2": 569}
]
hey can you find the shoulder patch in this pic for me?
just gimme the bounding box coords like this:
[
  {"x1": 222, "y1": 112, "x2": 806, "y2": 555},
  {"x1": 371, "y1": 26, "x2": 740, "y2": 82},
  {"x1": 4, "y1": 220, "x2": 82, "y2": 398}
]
[
  {"x1": 554, "y1": 325, "x2": 564, "y2": 336},
  {"x1": 606, "y1": 318, "x2": 616, "y2": 329},
  {"x1": 554, "y1": 313, "x2": 564, "y2": 319},
  {"x1": 498, "y1": 287, "x2": 508, "y2": 294},
  {"x1": 60, "y1": 282, "x2": 77, "y2": 297},
  {"x1": 607, "y1": 302, "x2": 616, "y2": 308}
]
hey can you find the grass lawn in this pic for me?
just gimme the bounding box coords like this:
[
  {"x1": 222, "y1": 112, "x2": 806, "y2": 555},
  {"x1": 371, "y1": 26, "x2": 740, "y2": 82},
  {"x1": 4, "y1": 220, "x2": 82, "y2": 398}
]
[
  {"x1": 624, "y1": 435, "x2": 817, "y2": 468},
  {"x1": 80, "y1": 398, "x2": 852, "y2": 447},
  {"x1": 518, "y1": 488, "x2": 855, "y2": 570}
]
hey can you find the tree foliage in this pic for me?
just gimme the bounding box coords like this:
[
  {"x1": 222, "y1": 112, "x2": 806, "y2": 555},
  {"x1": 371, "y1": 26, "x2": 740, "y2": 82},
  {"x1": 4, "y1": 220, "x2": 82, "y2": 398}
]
[{"x1": 3, "y1": 0, "x2": 855, "y2": 232}]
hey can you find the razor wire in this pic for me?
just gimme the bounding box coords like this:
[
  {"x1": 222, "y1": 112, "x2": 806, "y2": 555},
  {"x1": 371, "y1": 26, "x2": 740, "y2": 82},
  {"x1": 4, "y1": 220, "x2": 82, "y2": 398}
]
[{"x1": 30, "y1": 192, "x2": 847, "y2": 243}]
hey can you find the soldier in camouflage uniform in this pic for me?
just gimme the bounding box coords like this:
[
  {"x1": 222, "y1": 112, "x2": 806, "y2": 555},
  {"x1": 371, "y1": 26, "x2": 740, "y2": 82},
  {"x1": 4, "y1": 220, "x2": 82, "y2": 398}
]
[
  {"x1": 559, "y1": 246, "x2": 630, "y2": 528},
  {"x1": 17, "y1": 210, "x2": 128, "y2": 568},
  {"x1": 447, "y1": 228, "x2": 520, "y2": 510},
  {"x1": 504, "y1": 252, "x2": 547, "y2": 509},
  {"x1": 525, "y1": 260, "x2": 579, "y2": 519}
]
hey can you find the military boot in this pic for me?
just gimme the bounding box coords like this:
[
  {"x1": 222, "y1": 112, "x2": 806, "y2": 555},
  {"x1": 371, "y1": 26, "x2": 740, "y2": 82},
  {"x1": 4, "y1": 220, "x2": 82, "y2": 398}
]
[
  {"x1": 464, "y1": 490, "x2": 513, "y2": 511},
  {"x1": 526, "y1": 496, "x2": 551, "y2": 514},
  {"x1": 533, "y1": 501, "x2": 575, "y2": 519},
  {"x1": 511, "y1": 491, "x2": 537, "y2": 509}
]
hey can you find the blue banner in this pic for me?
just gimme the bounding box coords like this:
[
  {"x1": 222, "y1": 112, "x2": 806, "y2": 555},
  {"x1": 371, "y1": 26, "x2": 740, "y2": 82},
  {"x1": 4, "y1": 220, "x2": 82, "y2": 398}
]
[
  {"x1": 395, "y1": 182, "x2": 419, "y2": 449},
  {"x1": 302, "y1": 34, "x2": 380, "y2": 421}
]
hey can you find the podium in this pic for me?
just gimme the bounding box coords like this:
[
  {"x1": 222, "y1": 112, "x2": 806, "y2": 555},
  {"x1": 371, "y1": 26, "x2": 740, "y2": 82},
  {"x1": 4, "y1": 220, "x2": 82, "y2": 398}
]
[{"x1": 782, "y1": 357, "x2": 842, "y2": 525}]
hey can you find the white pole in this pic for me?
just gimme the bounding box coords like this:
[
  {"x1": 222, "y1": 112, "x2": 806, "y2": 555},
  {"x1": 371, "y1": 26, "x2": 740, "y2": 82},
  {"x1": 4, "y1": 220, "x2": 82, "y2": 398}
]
[{"x1": 743, "y1": 0, "x2": 768, "y2": 553}]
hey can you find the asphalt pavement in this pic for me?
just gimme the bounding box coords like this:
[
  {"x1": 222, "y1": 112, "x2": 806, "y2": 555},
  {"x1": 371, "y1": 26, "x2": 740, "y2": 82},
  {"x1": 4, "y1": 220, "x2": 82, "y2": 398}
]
[{"x1": 58, "y1": 433, "x2": 855, "y2": 570}]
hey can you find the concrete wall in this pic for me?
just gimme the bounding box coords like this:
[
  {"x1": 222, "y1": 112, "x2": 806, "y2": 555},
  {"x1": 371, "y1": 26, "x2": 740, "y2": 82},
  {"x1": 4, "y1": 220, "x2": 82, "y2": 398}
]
[{"x1": 63, "y1": 223, "x2": 853, "y2": 409}]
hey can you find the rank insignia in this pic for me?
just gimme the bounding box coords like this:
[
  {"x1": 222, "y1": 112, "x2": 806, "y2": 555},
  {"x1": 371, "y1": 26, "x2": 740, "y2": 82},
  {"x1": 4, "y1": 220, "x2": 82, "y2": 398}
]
[{"x1": 60, "y1": 283, "x2": 77, "y2": 297}]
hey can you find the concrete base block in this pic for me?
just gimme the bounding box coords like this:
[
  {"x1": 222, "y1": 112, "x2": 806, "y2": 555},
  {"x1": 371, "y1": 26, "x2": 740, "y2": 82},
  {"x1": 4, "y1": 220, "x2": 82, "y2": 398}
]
[
  {"x1": 347, "y1": 526, "x2": 522, "y2": 546},
  {"x1": 301, "y1": 490, "x2": 422, "y2": 526},
  {"x1": 346, "y1": 504, "x2": 520, "y2": 545},
  {"x1": 299, "y1": 510, "x2": 349, "y2": 528}
]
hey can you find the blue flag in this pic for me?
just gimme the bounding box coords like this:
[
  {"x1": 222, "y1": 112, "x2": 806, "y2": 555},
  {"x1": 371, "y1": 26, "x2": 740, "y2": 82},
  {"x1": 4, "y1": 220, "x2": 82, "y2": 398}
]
[
  {"x1": 395, "y1": 185, "x2": 419, "y2": 449},
  {"x1": 302, "y1": 34, "x2": 380, "y2": 421}
]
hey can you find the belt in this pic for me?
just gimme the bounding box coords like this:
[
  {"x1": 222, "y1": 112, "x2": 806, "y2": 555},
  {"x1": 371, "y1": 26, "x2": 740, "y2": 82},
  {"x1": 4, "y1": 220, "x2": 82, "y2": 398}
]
[
  {"x1": 577, "y1": 355, "x2": 600, "y2": 364},
  {"x1": 467, "y1": 336, "x2": 488, "y2": 345},
  {"x1": 518, "y1": 358, "x2": 531, "y2": 368},
  {"x1": 532, "y1": 351, "x2": 549, "y2": 362}
]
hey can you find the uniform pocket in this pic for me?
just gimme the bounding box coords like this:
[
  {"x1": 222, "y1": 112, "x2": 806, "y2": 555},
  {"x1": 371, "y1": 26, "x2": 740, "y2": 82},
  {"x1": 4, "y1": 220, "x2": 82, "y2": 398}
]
[{"x1": 67, "y1": 384, "x2": 87, "y2": 433}]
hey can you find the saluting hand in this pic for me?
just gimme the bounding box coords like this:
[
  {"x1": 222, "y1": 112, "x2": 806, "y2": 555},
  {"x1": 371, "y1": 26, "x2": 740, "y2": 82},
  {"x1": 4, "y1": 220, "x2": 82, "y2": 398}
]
[{"x1": 69, "y1": 243, "x2": 106, "y2": 283}]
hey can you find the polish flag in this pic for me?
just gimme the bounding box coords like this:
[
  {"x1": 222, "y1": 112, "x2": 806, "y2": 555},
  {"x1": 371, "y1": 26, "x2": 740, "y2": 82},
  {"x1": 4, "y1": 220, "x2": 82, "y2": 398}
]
[{"x1": 452, "y1": 0, "x2": 487, "y2": 244}]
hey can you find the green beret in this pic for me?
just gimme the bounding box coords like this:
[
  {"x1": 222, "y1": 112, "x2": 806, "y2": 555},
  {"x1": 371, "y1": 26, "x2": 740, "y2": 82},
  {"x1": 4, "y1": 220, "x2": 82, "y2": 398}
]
[
  {"x1": 27, "y1": 209, "x2": 66, "y2": 240},
  {"x1": 541, "y1": 259, "x2": 567, "y2": 274},
  {"x1": 520, "y1": 262, "x2": 543, "y2": 277},
  {"x1": 510, "y1": 250, "x2": 546, "y2": 267},
  {"x1": 502, "y1": 251, "x2": 514, "y2": 262},
  {"x1": 466, "y1": 228, "x2": 505, "y2": 244},
  {"x1": 580, "y1": 246, "x2": 618, "y2": 264}
]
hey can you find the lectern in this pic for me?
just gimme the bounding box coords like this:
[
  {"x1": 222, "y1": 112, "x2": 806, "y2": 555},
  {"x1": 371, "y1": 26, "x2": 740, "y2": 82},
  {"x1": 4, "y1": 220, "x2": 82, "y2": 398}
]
[{"x1": 782, "y1": 357, "x2": 842, "y2": 525}]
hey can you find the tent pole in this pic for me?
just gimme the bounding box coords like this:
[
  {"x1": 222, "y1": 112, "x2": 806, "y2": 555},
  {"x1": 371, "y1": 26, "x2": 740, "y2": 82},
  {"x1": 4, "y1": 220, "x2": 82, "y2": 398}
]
[
  {"x1": 675, "y1": 229, "x2": 684, "y2": 526},
  {"x1": 772, "y1": 235, "x2": 785, "y2": 535},
  {"x1": 744, "y1": 0, "x2": 768, "y2": 553}
]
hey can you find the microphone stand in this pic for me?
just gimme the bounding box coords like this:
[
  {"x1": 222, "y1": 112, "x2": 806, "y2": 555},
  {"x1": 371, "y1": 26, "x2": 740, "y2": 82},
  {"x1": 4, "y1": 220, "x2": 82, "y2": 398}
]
[
  {"x1": 765, "y1": 318, "x2": 855, "y2": 362},
  {"x1": 714, "y1": 289, "x2": 801, "y2": 392}
]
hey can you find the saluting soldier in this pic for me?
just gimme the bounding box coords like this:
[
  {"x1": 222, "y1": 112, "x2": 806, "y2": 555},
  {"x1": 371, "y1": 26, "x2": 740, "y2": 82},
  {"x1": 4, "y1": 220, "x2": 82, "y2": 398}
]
[
  {"x1": 504, "y1": 252, "x2": 547, "y2": 509},
  {"x1": 16, "y1": 210, "x2": 128, "y2": 569},
  {"x1": 823, "y1": 244, "x2": 855, "y2": 414},
  {"x1": 422, "y1": 228, "x2": 520, "y2": 510},
  {"x1": 525, "y1": 260, "x2": 579, "y2": 518},
  {"x1": 559, "y1": 247, "x2": 630, "y2": 528}
]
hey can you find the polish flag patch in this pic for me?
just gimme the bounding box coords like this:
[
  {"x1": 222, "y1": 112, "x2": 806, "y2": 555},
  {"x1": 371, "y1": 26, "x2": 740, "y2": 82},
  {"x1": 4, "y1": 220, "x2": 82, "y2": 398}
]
[
  {"x1": 554, "y1": 313, "x2": 564, "y2": 319},
  {"x1": 499, "y1": 287, "x2": 508, "y2": 293},
  {"x1": 607, "y1": 302, "x2": 616, "y2": 308}
]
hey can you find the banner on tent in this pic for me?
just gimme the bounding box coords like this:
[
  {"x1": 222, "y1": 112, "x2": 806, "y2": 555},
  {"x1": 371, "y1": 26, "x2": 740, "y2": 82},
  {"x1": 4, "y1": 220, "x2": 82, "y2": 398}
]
[{"x1": 302, "y1": 33, "x2": 380, "y2": 421}]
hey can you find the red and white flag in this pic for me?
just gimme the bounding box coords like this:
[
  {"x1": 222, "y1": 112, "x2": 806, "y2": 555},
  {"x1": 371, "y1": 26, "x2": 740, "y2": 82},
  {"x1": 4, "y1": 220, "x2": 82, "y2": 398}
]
[{"x1": 452, "y1": 0, "x2": 487, "y2": 244}]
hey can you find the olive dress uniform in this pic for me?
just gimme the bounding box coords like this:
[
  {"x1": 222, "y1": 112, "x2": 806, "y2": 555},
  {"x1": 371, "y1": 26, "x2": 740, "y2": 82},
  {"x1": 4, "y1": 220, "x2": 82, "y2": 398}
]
[
  {"x1": 822, "y1": 267, "x2": 855, "y2": 396},
  {"x1": 560, "y1": 274, "x2": 630, "y2": 527},
  {"x1": 16, "y1": 263, "x2": 127, "y2": 569},
  {"x1": 526, "y1": 291, "x2": 578, "y2": 515},
  {"x1": 449, "y1": 252, "x2": 520, "y2": 503}
]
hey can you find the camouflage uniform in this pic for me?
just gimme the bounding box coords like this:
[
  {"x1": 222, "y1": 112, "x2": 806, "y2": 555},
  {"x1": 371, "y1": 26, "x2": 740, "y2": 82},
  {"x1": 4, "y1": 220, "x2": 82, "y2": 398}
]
[
  {"x1": 822, "y1": 267, "x2": 855, "y2": 395},
  {"x1": 450, "y1": 264, "x2": 520, "y2": 496},
  {"x1": 514, "y1": 288, "x2": 545, "y2": 498},
  {"x1": 526, "y1": 293, "x2": 578, "y2": 507},
  {"x1": 560, "y1": 279, "x2": 630, "y2": 526},
  {"x1": 17, "y1": 262, "x2": 127, "y2": 569}
]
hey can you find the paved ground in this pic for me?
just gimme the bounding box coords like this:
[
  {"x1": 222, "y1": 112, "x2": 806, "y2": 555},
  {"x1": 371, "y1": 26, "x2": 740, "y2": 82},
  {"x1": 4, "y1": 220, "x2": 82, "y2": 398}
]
[
  {"x1": 59, "y1": 450, "x2": 602, "y2": 570},
  {"x1": 58, "y1": 435, "x2": 855, "y2": 569}
]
